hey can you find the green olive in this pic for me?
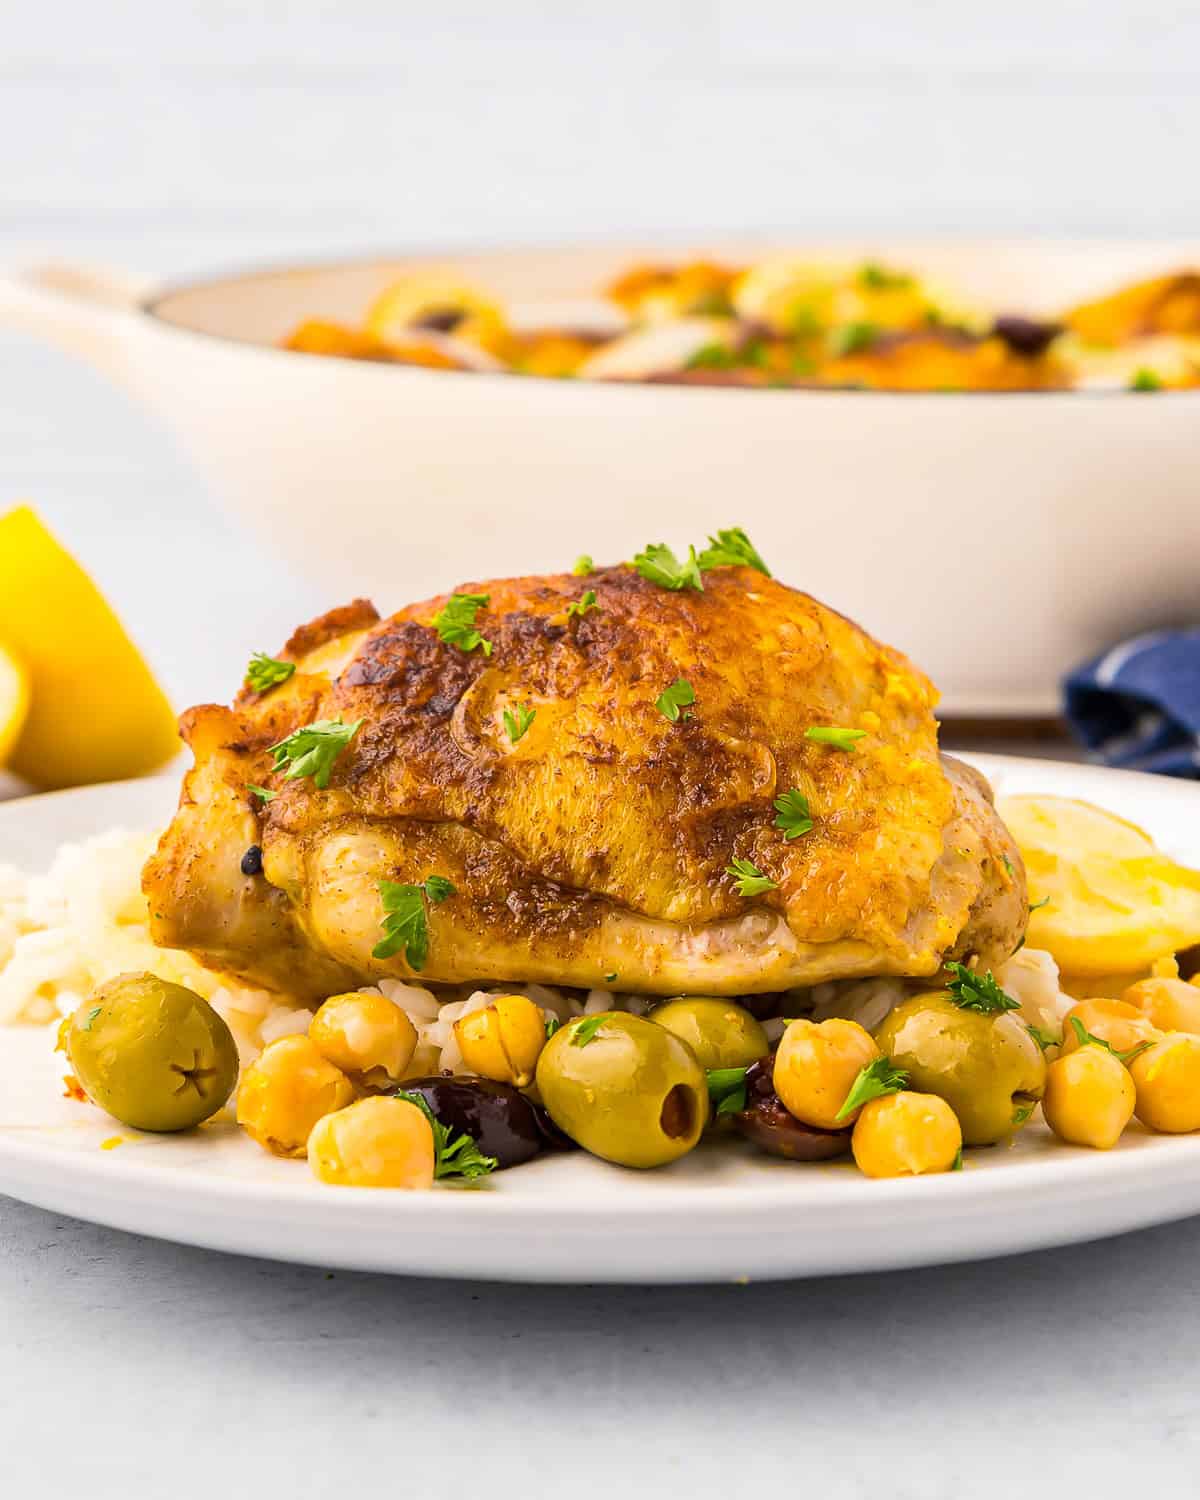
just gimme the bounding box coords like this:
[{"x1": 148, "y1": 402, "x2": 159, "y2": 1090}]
[
  {"x1": 874, "y1": 991, "x2": 1046, "y2": 1147},
  {"x1": 66, "y1": 972, "x2": 239, "y2": 1132},
  {"x1": 535, "y1": 1012, "x2": 708, "y2": 1168},
  {"x1": 647, "y1": 997, "x2": 768, "y2": 1072}
]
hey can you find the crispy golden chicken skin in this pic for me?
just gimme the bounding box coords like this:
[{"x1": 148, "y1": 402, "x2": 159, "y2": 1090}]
[{"x1": 144, "y1": 568, "x2": 1026, "y2": 1000}]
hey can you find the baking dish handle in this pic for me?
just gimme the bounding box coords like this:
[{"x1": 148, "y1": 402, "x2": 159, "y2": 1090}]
[{"x1": 0, "y1": 262, "x2": 154, "y2": 369}]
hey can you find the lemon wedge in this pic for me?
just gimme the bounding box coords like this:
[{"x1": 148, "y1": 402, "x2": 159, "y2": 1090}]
[
  {"x1": 0, "y1": 641, "x2": 30, "y2": 767},
  {"x1": 0, "y1": 506, "x2": 180, "y2": 788}
]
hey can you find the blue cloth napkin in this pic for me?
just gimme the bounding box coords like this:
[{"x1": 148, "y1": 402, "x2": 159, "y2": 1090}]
[{"x1": 1064, "y1": 630, "x2": 1200, "y2": 778}]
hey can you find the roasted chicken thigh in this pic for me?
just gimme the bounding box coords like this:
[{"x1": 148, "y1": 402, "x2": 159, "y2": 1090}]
[{"x1": 145, "y1": 565, "x2": 1026, "y2": 1001}]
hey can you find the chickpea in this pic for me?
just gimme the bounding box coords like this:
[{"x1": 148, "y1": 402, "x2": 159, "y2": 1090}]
[
  {"x1": 1043, "y1": 1046, "x2": 1134, "y2": 1149},
  {"x1": 774, "y1": 1018, "x2": 879, "y2": 1130},
  {"x1": 308, "y1": 1096, "x2": 435, "y2": 1189},
  {"x1": 1122, "y1": 977, "x2": 1200, "y2": 1037},
  {"x1": 236, "y1": 1035, "x2": 356, "y2": 1158},
  {"x1": 454, "y1": 994, "x2": 546, "y2": 1087},
  {"x1": 851, "y1": 1092, "x2": 962, "y2": 1178},
  {"x1": 1130, "y1": 1033, "x2": 1200, "y2": 1134},
  {"x1": 1059, "y1": 998, "x2": 1160, "y2": 1059},
  {"x1": 309, "y1": 991, "x2": 417, "y2": 1087}
]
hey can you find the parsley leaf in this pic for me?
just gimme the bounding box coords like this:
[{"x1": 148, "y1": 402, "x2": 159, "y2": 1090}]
[
  {"x1": 858, "y1": 262, "x2": 912, "y2": 291},
  {"x1": 828, "y1": 321, "x2": 880, "y2": 357},
  {"x1": 502, "y1": 702, "x2": 536, "y2": 743},
  {"x1": 247, "y1": 783, "x2": 276, "y2": 804},
  {"x1": 566, "y1": 589, "x2": 598, "y2": 619},
  {"x1": 245, "y1": 652, "x2": 296, "y2": 693},
  {"x1": 945, "y1": 962, "x2": 1021, "y2": 1015},
  {"x1": 1002, "y1": 854, "x2": 1015, "y2": 878},
  {"x1": 1068, "y1": 1015, "x2": 1154, "y2": 1065},
  {"x1": 634, "y1": 542, "x2": 703, "y2": 592},
  {"x1": 1011, "y1": 1101, "x2": 1036, "y2": 1126},
  {"x1": 269, "y1": 718, "x2": 361, "y2": 789},
  {"x1": 1029, "y1": 896, "x2": 1050, "y2": 913},
  {"x1": 805, "y1": 726, "x2": 867, "y2": 751},
  {"x1": 706, "y1": 1066, "x2": 749, "y2": 1116},
  {"x1": 773, "y1": 789, "x2": 814, "y2": 839},
  {"x1": 372, "y1": 876, "x2": 455, "y2": 969},
  {"x1": 951, "y1": 1146, "x2": 964, "y2": 1171},
  {"x1": 686, "y1": 343, "x2": 739, "y2": 371},
  {"x1": 836, "y1": 1057, "x2": 909, "y2": 1121},
  {"x1": 80, "y1": 1005, "x2": 102, "y2": 1032},
  {"x1": 1129, "y1": 368, "x2": 1163, "y2": 392},
  {"x1": 603, "y1": 971, "x2": 619, "y2": 984},
  {"x1": 1026, "y1": 1022, "x2": 1060, "y2": 1053},
  {"x1": 573, "y1": 554, "x2": 594, "y2": 576},
  {"x1": 396, "y1": 1090, "x2": 497, "y2": 1181},
  {"x1": 656, "y1": 678, "x2": 696, "y2": 722},
  {"x1": 696, "y1": 527, "x2": 771, "y2": 576},
  {"x1": 727, "y1": 858, "x2": 778, "y2": 897},
  {"x1": 570, "y1": 1016, "x2": 607, "y2": 1048},
  {"x1": 544, "y1": 1016, "x2": 562, "y2": 1040},
  {"x1": 432, "y1": 592, "x2": 493, "y2": 655}
]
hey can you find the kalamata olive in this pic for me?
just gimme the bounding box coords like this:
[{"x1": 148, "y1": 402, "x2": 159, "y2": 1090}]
[
  {"x1": 1177, "y1": 944, "x2": 1200, "y2": 982},
  {"x1": 398, "y1": 1075, "x2": 561, "y2": 1169},
  {"x1": 992, "y1": 315, "x2": 1063, "y2": 359},
  {"x1": 732, "y1": 1054, "x2": 851, "y2": 1162}
]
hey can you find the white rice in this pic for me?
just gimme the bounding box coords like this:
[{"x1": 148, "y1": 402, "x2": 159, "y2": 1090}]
[{"x1": 0, "y1": 826, "x2": 1075, "y2": 1071}]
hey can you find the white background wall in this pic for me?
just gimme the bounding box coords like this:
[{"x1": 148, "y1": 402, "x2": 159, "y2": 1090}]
[{"x1": 3, "y1": 0, "x2": 1198, "y2": 703}]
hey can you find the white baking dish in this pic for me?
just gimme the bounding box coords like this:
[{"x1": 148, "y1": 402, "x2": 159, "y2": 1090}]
[{"x1": 3, "y1": 238, "x2": 1198, "y2": 715}]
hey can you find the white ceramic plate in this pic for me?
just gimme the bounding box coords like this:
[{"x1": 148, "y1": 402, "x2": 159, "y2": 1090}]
[{"x1": 2, "y1": 756, "x2": 1199, "y2": 1283}]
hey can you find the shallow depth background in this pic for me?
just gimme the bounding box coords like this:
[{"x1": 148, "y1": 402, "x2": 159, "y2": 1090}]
[{"x1": 3, "y1": 0, "x2": 1200, "y2": 705}]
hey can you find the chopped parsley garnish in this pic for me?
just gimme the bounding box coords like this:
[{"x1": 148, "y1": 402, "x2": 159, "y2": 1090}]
[
  {"x1": 604, "y1": 972, "x2": 619, "y2": 984},
  {"x1": 247, "y1": 783, "x2": 276, "y2": 804},
  {"x1": 1001, "y1": 854, "x2": 1015, "y2": 878},
  {"x1": 696, "y1": 527, "x2": 771, "y2": 576},
  {"x1": 828, "y1": 321, "x2": 880, "y2": 357},
  {"x1": 503, "y1": 702, "x2": 536, "y2": 743},
  {"x1": 945, "y1": 962, "x2": 1021, "y2": 1015},
  {"x1": 727, "y1": 858, "x2": 778, "y2": 897},
  {"x1": 573, "y1": 554, "x2": 594, "y2": 576},
  {"x1": 634, "y1": 542, "x2": 703, "y2": 592},
  {"x1": 80, "y1": 1005, "x2": 102, "y2": 1032},
  {"x1": 656, "y1": 677, "x2": 696, "y2": 722},
  {"x1": 396, "y1": 1090, "x2": 497, "y2": 1181},
  {"x1": 432, "y1": 592, "x2": 493, "y2": 655},
  {"x1": 1026, "y1": 1023, "x2": 1060, "y2": 1053},
  {"x1": 544, "y1": 1016, "x2": 562, "y2": 1040},
  {"x1": 836, "y1": 1057, "x2": 909, "y2": 1121},
  {"x1": 1029, "y1": 896, "x2": 1050, "y2": 913},
  {"x1": 686, "y1": 342, "x2": 739, "y2": 371},
  {"x1": 269, "y1": 717, "x2": 361, "y2": 789},
  {"x1": 372, "y1": 876, "x2": 455, "y2": 969},
  {"x1": 1068, "y1": 1015, "x2": 1154, "y2": 1065},
  {"x1": 951, "y1": 1146, "x2": 964, "y2": 1171},
  {"x1": 773, "y1": 789, "x2": 814, "y2": 840},
  {"x1": 566, "y1": 589, "x2": 598, "y2": 619},
  {"x1": 1011, "y1": 1101, "x2": 1036, "y2": 1127},
  {"x1": 1130, "y1": 368, "x2": 1163, "y2": 392},
  {"x1": 805, "y1": 726, "x2": 867, "y2": 751},
  {"x1": 858, "y1": 262, "x2": 913, "y2": 291},
  {"x1": 706, "y1": 1066, "x2": 749, "y2": 1116},
  {"x1": 245, "y1": 652, "x2": 296, "y2": 693},
  {"x1": 570, "y1": 1016, "x2": 607, "y2": 1048}
]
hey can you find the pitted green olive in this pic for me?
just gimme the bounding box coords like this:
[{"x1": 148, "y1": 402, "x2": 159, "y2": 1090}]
[
  {"x1": 647, "y1": 997, "x2": 768, "y2": 1072},
  {"x1": 874, "y1": 991, "x2": 1046, "y2": 1146},
  {"x1": 534, "y1": 1012, "x2": 707, "y2": 1168},
  {"x1": 65, "y1": 972, "x2": 239, "y2": 1132}
]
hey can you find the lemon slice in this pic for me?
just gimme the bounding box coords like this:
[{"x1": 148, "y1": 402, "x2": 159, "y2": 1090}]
[
  {"x1": 999, "y1": 794, "x2": 1200, "y2": 977},
  {"x1": 0, "y1": 506, "x2": 180, "y2": 789},
  {"x1": 0, "y1": 641, "x2": 30, "y2": 767}
]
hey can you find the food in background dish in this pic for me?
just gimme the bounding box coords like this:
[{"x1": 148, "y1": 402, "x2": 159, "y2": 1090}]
[
  {"x1": 281, "y1": 259, "x2": 1200, "y2": 392},
  {"x1": 0, "y1": 507, "x2": 178, "y2": 788},
  {"x1": 6, "y1": 530, "x2": 1200, "y2": 1186}
]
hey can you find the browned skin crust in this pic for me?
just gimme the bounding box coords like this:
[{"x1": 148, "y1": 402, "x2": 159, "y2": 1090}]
[{"x1": 144, "y1": 567, "x2": 1026, "y2": 1000}]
